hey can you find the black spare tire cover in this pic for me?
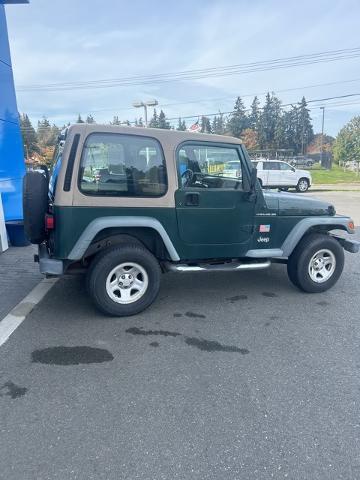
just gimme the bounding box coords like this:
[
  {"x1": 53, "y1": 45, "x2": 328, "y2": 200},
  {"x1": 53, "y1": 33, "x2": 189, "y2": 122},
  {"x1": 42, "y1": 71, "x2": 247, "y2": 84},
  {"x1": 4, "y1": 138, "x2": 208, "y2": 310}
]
[{"x1": 23, "y1": 171, "x2": 49, "y2": 244}]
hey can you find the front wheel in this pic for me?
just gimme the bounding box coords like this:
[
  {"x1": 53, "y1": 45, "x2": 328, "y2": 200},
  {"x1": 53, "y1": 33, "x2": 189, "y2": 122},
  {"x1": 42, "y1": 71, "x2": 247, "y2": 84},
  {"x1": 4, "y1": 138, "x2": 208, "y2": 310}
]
[
  {"x1": 287, "y1": 233, "x2": 344, "y2": 293},
  {"x1": 87, "y1": 244, "x2": 161, "y2": 316},
  {"x1": 296, "y1": 178, "x2": 309, "y2": 192}
]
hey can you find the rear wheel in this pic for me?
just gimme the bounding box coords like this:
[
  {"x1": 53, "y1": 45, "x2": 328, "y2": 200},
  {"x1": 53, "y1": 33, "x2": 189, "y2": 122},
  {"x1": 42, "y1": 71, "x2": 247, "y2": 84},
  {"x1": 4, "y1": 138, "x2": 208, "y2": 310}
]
[
  {"x1": 287, "y1": 233, "x2": 344, "y2": 293},
  {"x1": 296, "y1": 178, "x2": 309, "y2": 192},
  {"x1": 87, "y1": 244, "x2": 161, "y2": 316}
]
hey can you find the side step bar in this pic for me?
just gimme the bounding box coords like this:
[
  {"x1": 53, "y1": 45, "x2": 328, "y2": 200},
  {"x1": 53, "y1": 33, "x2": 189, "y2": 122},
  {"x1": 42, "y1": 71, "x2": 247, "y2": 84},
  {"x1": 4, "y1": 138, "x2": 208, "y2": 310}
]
[{"x1": 164, "y1": 259, "x2": 271, "y2": 273}]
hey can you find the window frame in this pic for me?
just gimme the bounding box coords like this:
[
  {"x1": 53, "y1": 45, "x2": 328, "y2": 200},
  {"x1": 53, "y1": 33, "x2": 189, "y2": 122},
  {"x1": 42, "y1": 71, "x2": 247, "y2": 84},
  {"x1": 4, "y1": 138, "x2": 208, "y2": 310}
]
[
  {"x1": 175, "y1": 140, "x2": 249, "y2": 190},
  {"x1": 77, "y1": 131, "x2": 168, "y2": 198}
]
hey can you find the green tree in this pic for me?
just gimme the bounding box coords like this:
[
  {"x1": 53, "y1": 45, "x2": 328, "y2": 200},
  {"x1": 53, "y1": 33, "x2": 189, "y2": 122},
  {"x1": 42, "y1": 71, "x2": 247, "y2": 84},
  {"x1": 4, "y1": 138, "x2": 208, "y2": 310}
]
[
  {"x1": 333, "y1": 116, "x2": 360, "y2": 165},
  {"x1": 212, "y1": 112, "x2": 225, "y2": 134},
  {"x1": 258, "y1": 93, "x2": 282, "y2": 149},
  {"x1": 249, "y1": 96, "x2": 260, "y2": 130},
  {"x1": 76, "y1": 114, "x2": 84, "y2": 123},
  {"x1": 297, "y1": 97, "x2": 314, "y2": 154},
  {"x1": 200, "y1": 116, "x2": 212, "y2": 133},
  {"x1": 158, "y1": 110, "x2": 171, "y2": 129},
  {"x1": 20, "y1": 113, "x2": 38, "y2": 157},
  {"x1": 227, "y1": 96, "x2": 248, "y2": 137},
  {"x1": 149, "y1": 109, "x2": 159, "y2": 128},
  {"x1": 37, "y1": 116, "x2": 52, "y2": 147},
  {"x1": 177, "y1": 117, "x2": 187, "y2": 131},
  {"x1": 111, "y1": 116, "x2": 121, "y2": 125},
  {"x1": 86, "y1": 114, "x2": 95, "y2": 124}
]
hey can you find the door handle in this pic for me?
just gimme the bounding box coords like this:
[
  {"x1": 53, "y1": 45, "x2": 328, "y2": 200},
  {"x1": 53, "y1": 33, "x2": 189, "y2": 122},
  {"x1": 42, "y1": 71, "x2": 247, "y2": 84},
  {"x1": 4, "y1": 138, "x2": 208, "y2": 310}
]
[{"x1": 185, "y1": 192, "x2": 200, "y2": 206}]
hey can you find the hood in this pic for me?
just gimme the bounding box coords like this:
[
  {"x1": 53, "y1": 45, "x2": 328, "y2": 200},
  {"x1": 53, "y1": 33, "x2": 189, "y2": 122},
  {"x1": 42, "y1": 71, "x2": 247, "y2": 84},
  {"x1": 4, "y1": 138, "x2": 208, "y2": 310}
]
[
  {"x1": 262, "y1": 191, "x2": 335, "y2": 216},
  {"x1": 296, "y1": 169, "x2": 311, "y2": 178}
]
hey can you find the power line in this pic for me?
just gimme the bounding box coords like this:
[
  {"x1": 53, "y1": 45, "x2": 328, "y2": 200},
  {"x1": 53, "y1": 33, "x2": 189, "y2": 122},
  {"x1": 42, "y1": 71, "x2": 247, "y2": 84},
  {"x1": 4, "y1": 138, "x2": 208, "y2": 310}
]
[{"x1": 17, "y1": 47, "x2": 360, "y2": 92}]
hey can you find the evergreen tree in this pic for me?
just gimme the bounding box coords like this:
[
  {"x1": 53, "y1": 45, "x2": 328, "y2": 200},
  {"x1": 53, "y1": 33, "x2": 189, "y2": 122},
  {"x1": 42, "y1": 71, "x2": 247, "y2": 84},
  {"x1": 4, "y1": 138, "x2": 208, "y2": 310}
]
[
  {"x1": 200, "y1": 116, "x2": 212, "y2": 133},
  {"x1": 158, "y1": 110, "x2": 171, "y2": 129},
  {"x1": 177, "y1": 118, "x2": 187, "y2": 131},
  {"x1": 249, "y1": 96, "x2": 260, "y2": 130},
  {"x1": 258, "y1": 93, "x2": 282, "y2": 149},
  {"x1": 111, "y1": 116, "x2": 121, "y2": 125},
  {"x1": 149, "y1": 109, "x2": 159, "y2": 128},
  {"x1": 86, "y1": 114, "x2": 95, "y2": 124},
  {"x1": 297, "y1": 97, "x2": 314, "y2": 154},
  {"x1": 227, "y1": 96, "x2": 248, "y2": 137},
  {"x1": 37, "y1": 116, "x2": 52, "y2": 147},
  {"x1": 212, "y1": 112, "x2": 225, "y2": 134},
  {"x1": 20, "y1": 113, "x2": 38, "y2": 157},
  {"x1": 76, "y1": 114, "x2": 85, "y2": 123}
]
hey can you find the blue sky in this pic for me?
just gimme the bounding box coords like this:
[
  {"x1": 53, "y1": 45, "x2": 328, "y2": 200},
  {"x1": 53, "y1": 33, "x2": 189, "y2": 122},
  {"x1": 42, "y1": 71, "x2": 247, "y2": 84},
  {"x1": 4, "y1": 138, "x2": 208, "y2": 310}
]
[{"x1": 5, "y1": 0, "x2": 360, "y2": 136}]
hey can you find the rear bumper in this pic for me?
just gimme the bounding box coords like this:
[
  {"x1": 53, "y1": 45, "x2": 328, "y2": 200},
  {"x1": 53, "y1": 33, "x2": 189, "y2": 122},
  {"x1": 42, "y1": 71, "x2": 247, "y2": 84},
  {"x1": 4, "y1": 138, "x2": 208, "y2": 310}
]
[{"x1": 37, "y1": 244, "x2": 64, "y2": 275}]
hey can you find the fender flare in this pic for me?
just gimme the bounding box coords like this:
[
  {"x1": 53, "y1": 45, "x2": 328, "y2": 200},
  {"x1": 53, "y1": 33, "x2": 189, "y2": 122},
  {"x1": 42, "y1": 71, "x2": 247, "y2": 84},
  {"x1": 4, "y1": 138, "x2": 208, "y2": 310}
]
[
  {"x1": 245, "y1": 216, "x2": 354, "y2": 258},
  {"x1": 281, "y1": 216, "x2": 354, "y2": 257},
  {"x1": 68, "y1": 216, "x2": 180, "y2": 261}
]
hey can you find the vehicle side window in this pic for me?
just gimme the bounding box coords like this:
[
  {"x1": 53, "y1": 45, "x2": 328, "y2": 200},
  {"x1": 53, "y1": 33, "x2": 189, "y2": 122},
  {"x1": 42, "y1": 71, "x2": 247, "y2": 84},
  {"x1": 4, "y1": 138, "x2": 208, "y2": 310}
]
[
  {"x1": 79, "y1": 133, "x2": 167, "y2": 197},
  {"x1": 263, "y1": 162, "x2": 280, "y2": 170},
  {"x1": 279, "y1": 162, "x2": 293, "y2": 171},
  {"x1": 177, "y1": 144, "x2": 243, "y2": 189}
]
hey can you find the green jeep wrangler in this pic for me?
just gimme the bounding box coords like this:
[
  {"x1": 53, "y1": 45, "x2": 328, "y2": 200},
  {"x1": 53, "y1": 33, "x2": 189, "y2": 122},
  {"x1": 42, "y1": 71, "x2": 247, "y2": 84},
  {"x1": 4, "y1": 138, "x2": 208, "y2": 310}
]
[{"x1": 23, "y1": 124, "x2": 359, "y2": 316}]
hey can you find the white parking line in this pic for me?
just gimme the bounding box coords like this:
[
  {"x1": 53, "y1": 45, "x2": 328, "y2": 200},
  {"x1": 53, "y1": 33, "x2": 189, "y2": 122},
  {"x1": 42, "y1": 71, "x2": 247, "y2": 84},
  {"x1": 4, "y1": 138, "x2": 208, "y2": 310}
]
[{"x1": 0, "y1": 278, "x2": 58, "y2": 347}]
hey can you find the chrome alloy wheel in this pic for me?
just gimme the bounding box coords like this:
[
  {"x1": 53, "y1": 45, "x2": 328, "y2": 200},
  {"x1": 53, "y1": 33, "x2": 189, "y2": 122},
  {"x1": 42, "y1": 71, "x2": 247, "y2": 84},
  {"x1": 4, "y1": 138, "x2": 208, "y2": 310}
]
[
  {"x1": 308, "y1": 249, "x2": 336, "y2": 283},
  {"x1": 298, "y1": 179, "x2": 309, "y2": 192},
  {"x1": 106, "y1": 262, "x2": 149, "y2": 304}
]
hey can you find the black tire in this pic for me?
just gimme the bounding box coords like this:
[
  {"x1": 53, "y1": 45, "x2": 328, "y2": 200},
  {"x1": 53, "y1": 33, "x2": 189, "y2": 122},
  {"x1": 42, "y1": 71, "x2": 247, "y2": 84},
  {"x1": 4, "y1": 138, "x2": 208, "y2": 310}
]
[
  {"x1": 87, "y1": 244, "x2": 161, "y2": 316},
  {"x1": 296, "y1": 177, "x2": 309, "y2": 192},
  {"x1": 287, "y1": 233, "x2": 344, "y2": 293},
  {"x1": 22, "y1": 171, "x2": 49, "y2": 244}
]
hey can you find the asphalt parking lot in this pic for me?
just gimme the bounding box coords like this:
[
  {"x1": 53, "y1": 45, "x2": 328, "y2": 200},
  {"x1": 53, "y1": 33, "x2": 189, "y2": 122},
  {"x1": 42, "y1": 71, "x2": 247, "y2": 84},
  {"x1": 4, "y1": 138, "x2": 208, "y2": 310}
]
[{"x1": 1, "y1": 191, "x2": 360, "y2": 480}]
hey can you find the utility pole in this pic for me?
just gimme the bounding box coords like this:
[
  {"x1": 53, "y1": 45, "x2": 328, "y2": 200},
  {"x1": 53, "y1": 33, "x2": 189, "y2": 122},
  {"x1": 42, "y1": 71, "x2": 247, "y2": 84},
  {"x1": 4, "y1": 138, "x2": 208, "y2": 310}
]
[
  {"x1": 320, "y1": 106, "x2": 325, "y2": 168},
  {"x1": 132, "y1": 100, "x2": 158, "y2": 127}
]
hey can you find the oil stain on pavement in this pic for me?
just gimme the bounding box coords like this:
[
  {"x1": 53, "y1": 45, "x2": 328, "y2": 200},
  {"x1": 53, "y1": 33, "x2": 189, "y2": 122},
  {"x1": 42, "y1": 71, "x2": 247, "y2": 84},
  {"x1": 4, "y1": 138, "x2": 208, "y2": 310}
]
[
  {"x1": 31, "y1": 346, "x2": 114, "y2": 366},
  {"x1": 226, "y1": 295, "x2": 248, "y2": 303},
  {"x1": 126, "y1": 327, "x2": 181, "y2": 337},
  {"x1": 185, "y1": 337, "x2": 249, "y2": 354},
  {"x1": 185, "y1": 312, "x2": 206, "y2": 319},
  {"x1": 262, "y1": 292, "x2": 278, "y2": 298},
  {"x1": 126, "y1": 328, "x2": 249, "y2": 354},
  {"x1": 0, "y1": 381, "x2": 27, "y2": 399}
]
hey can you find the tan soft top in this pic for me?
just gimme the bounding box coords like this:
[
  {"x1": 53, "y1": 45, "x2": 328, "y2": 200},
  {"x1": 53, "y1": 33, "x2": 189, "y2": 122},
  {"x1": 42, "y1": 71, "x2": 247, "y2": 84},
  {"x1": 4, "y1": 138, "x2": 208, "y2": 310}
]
[
  {"x1": 67, "y1": 123, "x2": 242, "y2": 148},
  {"x1": 55, "y1": 124, "x2": 243, "y2": 208}
]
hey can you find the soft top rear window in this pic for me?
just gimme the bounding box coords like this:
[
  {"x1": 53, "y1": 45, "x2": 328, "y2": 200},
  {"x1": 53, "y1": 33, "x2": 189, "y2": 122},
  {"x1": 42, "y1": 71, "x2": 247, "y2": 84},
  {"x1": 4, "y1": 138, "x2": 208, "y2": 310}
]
[{"x1": 78, "y1": 132, "x2": 167, "y2": 197}]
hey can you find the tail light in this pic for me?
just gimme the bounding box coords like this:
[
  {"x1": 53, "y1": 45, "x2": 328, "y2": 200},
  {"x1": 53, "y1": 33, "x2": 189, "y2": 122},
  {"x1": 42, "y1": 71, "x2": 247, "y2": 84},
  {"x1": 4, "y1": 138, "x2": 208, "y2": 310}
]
[{"x1": 45, "y1": 214, "x2": 55, "y2": 230}]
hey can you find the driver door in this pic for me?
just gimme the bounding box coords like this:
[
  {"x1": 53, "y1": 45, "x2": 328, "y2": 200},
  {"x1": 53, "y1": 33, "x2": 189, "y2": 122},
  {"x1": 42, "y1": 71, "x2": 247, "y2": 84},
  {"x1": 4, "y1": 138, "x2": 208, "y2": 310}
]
[{"x1": 175, "y1": 142, "x2": 256, "y2": 258}]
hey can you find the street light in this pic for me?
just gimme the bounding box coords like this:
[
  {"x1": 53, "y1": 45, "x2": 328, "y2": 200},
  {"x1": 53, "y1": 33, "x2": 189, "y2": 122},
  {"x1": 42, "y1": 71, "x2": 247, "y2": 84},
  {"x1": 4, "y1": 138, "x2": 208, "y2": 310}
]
[
  {"x1": 132, "y1": 99, "x2": 158, "y2": 127},
  {"x1": 320, "y1": 106, "x2": 325, "y2": 168}
]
